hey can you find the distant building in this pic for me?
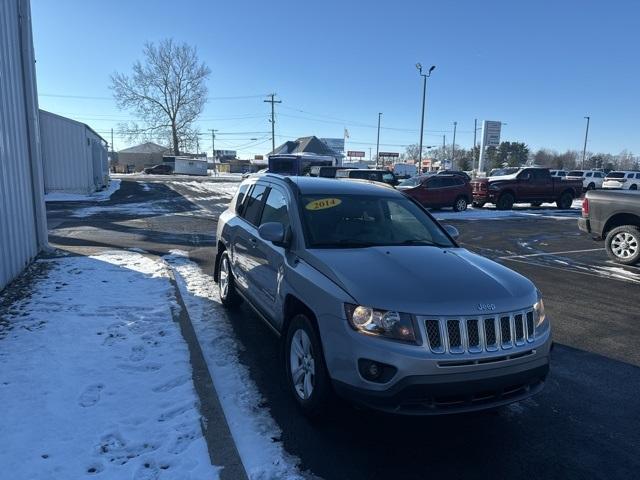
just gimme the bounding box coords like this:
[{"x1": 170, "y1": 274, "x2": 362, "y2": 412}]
[
  {"x1": 116, "y1": 142, "x2": 170, "y2": 173},
  {"x1": 268, "y1": 136, "x2": 340, "y2": 160},
  {"x1": 1, "y1": 0, "x2": 48, "y2": 291},
  {"x1": 40, "y1": 110, "x2": 109, "y2": 194}
]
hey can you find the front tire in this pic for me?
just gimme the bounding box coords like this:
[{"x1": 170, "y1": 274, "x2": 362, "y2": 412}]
[
  {"x1": 497, "y1": 193, "x2": 514, "y2": 210},
  {"x1": 453, "y1": 196, "x2": 468, "y2": 212},
  {"x1": 218, "y1": 251, "x2": 241, "y2": 307},
  {"x1": 556, "y1": 191, "x2": 573, "y2": 209},
  {"x1": 605, "y1": 226, "x2": 640, "y2": 265},
  {"x1": 587, "y1": 182, "x2": 596, "y2": 191},
  {"x1": 284, "y1": 314, "x2": 333, "y2": 418},
  {"x1": 531, "y1": 202, "x2": 543, "y2": 207},
  {"x1": 630, "y1": 184, "x2": 638, "y2": 191},
  {"x1": 472, "y1": 201, "x2": 485, "y2": 208}
]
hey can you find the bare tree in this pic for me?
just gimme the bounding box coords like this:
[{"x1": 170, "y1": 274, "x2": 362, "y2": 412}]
[{"x1": 111, "y1": 39, "x2": 211, "y2": 155}]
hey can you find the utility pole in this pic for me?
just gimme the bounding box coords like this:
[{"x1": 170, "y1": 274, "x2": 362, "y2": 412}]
[
  {"x1": 110, "y1": 128, "x2": 114, "y2": 153},
  {"x1": 582, "y1": 116, "x2": 590, "y2": 169},
  {"x1": 264, "y1": 93, "x2": 282, "y2": 153},
  {"x1": 209, "y1": 129, "x2": 218, "y2": 176},
  {"x1": 473, "y1": 118, "x2": 478, "y2": 171},
  {"x1": 452, "y1": 121, "x2": 457, "y2": 165},
  {"x1": 416, "y1": 64, "x2": 435, "y2": 176},
  {"x1": 376, "y1": 112, "x2": 382, "y2": 168}
]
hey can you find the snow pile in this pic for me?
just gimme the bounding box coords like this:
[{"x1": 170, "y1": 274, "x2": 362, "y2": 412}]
[
  {"x1": 45, "y1": 180, "x2": 121, "y2": 202},
  {"x1": 169, "y1": 181, "x2": 240, "y2": 199},
  {"x1": 0, "y1": 251, "x2": 218, "y2": 480},
  {"x1": 432, "y1": 202, "x2": 581, "y2": 221},
  {"x1": 165, "y1": 252, "x2": 304, "y2": 480}
]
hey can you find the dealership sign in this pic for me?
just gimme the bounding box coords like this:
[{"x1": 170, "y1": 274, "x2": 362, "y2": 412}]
[
  {"x1": 379, "y1": 152, "x2": 400, "y2": 158},
  {"x1": 347, "y1": 150, "x2": 365, "y2": 158},
  {"x1": 482, "y1": 120, "x2": 502, "y2": 147}
]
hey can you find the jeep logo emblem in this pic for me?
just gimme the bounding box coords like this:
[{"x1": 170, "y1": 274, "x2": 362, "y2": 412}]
[{"x1": 477, "y1": 303, "x2": 496, "y2": 311}]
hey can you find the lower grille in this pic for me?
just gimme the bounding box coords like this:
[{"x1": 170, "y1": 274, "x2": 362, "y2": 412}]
[{"x1": 422, "y1": 309, "x2": 536, "y2": 354}]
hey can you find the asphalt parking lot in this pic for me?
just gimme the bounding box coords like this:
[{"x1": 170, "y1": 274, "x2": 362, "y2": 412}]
[{"x1": 47, "y1": 177, "x2": 640, "y2": 480}]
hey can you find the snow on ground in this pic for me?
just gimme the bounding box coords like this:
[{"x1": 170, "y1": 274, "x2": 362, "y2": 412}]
[
  {"x1": 165, "y1": 251, "x2": 304, "y2": 480},
  {"x1": 71, "y1": 201, "x2": 174, "y2": 218},
  {"x1": 169, "y1": 181, "x2": 240, "y2": 199},
  {"x1": 45, "y1": 180, "x2": 121, "y2": 203},
  {"x1": 432, "y1": 200, "x2": 582, "y2": 221},
  {"x1": 0, "y1": 251, "x2": 219, "y2": 480}
]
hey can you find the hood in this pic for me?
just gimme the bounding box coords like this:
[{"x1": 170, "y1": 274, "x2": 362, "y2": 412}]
[{"x1": 300, "y1": 246, "x2": 536, "y2": 316}]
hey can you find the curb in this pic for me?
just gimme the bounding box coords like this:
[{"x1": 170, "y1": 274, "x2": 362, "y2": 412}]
[{"x1": 166, "y1": 266, "x2": 249, "y2": 480}]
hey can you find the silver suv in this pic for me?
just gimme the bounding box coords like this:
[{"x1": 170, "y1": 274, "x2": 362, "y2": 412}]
[{"x1": 214, "y1": 175, "x2": 551, "y2": 416}]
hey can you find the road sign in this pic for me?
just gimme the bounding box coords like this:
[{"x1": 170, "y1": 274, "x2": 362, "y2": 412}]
[
  {"x1": 347, "y1": 150, "x2": 365, "y2": 158},
  {"x1": 379, "y1": 152, "x2": 399, "y2": 158},
  {"x1": 482, "y1": 121, "x2": 502, "y2": 147}
]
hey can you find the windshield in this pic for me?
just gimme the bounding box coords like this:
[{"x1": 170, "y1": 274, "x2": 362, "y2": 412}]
[
  {"x1": 490, "y1": 168, "x2": 518, "y2": 177},
  {"x1": 299, "y1": 194, "x2": 454, "y2": 248},
  {"x1": 606, "y1": 172, "x2": 626, "y2": 178}
]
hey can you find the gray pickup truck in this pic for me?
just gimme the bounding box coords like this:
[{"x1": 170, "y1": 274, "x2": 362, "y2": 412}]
[{"x1": 578, "y1": 190, "x2": 640, "y2": 264}]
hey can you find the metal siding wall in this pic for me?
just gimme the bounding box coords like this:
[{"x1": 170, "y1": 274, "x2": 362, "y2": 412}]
[
  {"x1": 0, "y1": 0, "x2": 45, "y2": 291},
  {"x1": 40, "y1": 111, "x2": 94, "y2": 194}
]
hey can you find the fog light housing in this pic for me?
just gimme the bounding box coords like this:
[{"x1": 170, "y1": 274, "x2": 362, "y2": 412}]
[{"x1": 358, "y1": 359, "x2": 397, "y2": 383}]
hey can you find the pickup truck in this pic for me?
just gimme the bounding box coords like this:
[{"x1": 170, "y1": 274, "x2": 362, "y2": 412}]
[
  {"x1": 578, "y1": 190, "x2": 640, "y2": 265},
  {"x1": 471, "y1": 167, "x2": 583, "y2": 210}
]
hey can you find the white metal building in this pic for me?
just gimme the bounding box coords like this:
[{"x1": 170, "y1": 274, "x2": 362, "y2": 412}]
[
  {"x1": 0, "y1": 0, "x2": 48, "y2": 291},
  {"x1": 40, "y1": 110, "x2": 109, "y2": 194}
]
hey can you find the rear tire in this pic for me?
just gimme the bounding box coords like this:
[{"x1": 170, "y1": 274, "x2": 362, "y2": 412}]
[
  {"x1": 630, "y1": 184, "x2": 638, "y2": 191},
  {"x1": 453, "y1": 196, "x2": 468, "y2": 212},
  {"x1": 497, "y1": 193, "x2": 515, "y2": 210},
  {"x1": 284, "y1": 314, "x2": 333, "y2": 418},
  {"x1": 556, "y1": 191, "x2": 573, "y2": 209},
  {"x1": 472, "y1": 201, "x2": 485, "y2": 208},
  {"x1": 605, "y1": 225, "x2": 640, "y2": 265},
  {"x1": 587, "y1": 182, "x2": 596, "y2": 191},
  {"x1": 218, "y1": 251, "x2": 241, "y2": 308}
]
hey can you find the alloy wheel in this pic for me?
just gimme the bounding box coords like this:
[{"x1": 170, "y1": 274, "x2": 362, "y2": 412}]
[
  {"x1": 611, "y1": 232, "x2": 639, "y2": 259},
  {"x1": 219, "y1": 256, "x2": 229, "y2": 299},
  {"x1": 290, "y1": 329, "x2": 315, "y2": 400}
]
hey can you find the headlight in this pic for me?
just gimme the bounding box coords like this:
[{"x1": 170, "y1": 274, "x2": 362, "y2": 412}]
[
  {"x1": 533, "y1": 293, "x2": 546, "y2": 329},
  {"x1": 345, "y1": 304, "x2": 418, "y2": 344}
]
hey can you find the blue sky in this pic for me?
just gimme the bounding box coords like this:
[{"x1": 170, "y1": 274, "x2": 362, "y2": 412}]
[{"x1": 32, "y1": 0, "x2": 640, "y2": 158}]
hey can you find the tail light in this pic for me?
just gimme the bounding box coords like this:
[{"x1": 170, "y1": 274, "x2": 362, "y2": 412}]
[{"x1": 582, "y1": 197, "x2": 589, "y2": 217}]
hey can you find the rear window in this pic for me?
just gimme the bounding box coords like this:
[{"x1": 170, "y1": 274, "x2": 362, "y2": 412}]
[
  {"x1": 606, "y1": 172, "x2": 626, "y2": 179},
  {"x1": 234, "y1": 183, "x2": 249, "y2": 214}
]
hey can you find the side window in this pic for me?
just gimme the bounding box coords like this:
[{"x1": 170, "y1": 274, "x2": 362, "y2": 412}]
[
  {"x1": 242, "y1": 184, "x2": 268, "y2": 225},
  {"x1": 260, "y1": 188, "x2": 290, "y2": 228},
  {"x1": 628, "y1": 173, "x2": 634, "y2": 178},
  {"x1": 235, "y1": 184, "x2": 250, "y2": 215},
  {"x1": 427, "y1": 177, "x2": 443, "y2": 188},
  {"x1": 382, "y1": 172, "x2": 395, "y2": 183},
  {"x1": 636, "y1": 173, "x2": 640, "y2": 179},
  {"x1": 586, "y1": 172, "x2": 592, "y2": 177}
]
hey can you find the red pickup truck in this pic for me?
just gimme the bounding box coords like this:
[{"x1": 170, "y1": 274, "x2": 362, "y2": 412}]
[{"x1": 471, "y1": 167, "x2": 583, "y2": 210}]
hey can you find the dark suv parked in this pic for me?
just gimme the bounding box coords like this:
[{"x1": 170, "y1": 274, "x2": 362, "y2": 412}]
[
  {"x1": 397, "y1": 174, "x2": 472, "y2": 211},
  {"x1": 143, "y1": 164, "x2": 173, "y2": 175},
  {"x1": 336, "y1": 169, "x2": 399, "y2": 186}
]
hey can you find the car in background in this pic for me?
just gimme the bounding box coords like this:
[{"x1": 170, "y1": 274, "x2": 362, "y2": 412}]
[
  {"x1": 214, "y1": 175, "x2": 551, "y2": 416},
  {"x1": 437, "y1": 170, "x2": 471, "y2": 182},
  {"x1": 565, "y1": 170, "x2": 605, "y2": 190},
  {"x1": 336, "y1": 169, "x2": 399, "y2": 186},
  {"x1": 550, "y1": 170, "x2": 567, "y2": 178},
  {"x1": 579, "y1": 189, "x2": 640, "y2": 265},
  {"x1": 471, "y1": 167, "x2": 582, "y2": 210},
  {"x1": 602, "y1": 171, "x2": 640, "y2": 190},
  {"x1": 309, "y1": 166, "x2": 347, "y2": 178},
  {"x1": 143, "y1": 164, "x2": 173, "y2": 175},
  {"x1": 397, "y1": 174, "x2": 472, "y2": 211}
]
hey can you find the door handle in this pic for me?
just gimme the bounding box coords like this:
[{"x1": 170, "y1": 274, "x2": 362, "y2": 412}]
[{"x1": 249, "y1": 237, "x2": 258, "y2": 247}]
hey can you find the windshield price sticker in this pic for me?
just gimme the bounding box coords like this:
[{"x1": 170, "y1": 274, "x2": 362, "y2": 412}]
[{"x1": 305, "y1": 198, "x2": 342, "y2": 211}]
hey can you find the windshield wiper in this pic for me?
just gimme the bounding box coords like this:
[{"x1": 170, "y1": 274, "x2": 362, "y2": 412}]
[{"x1": 391, "y1": 239, "x2": 447, "y2": 247}]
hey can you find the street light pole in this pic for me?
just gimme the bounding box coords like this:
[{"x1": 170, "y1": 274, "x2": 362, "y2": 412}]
[
  {"x1": 582, "y1": 116, "x2": 590, "y2": 169},
  {"x1": 452, "y1": 121, "x2": 457, "y2": 166},
  {"x1": 376, "y1": 112, "x2": 382, "y2": 168},
  {"x1": 416, "y1": 63, "x2": 435, "y2": 175}
]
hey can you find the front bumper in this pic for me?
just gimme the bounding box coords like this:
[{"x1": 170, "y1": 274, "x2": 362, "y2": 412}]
[
  {"x1": 317, "y1": 312, "x2": 552, "y2": 415},
  {"x1": 334, "y1": 358, "x2": 549, "y2": 415}
]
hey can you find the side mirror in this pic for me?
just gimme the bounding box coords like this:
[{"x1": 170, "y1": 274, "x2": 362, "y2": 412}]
[
  {"x1": 444, "y1": 224, "x2": 459, "y2": 240},
  {"x1": 258, "y1": 222, "x2": 289, "y2": 247}
]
